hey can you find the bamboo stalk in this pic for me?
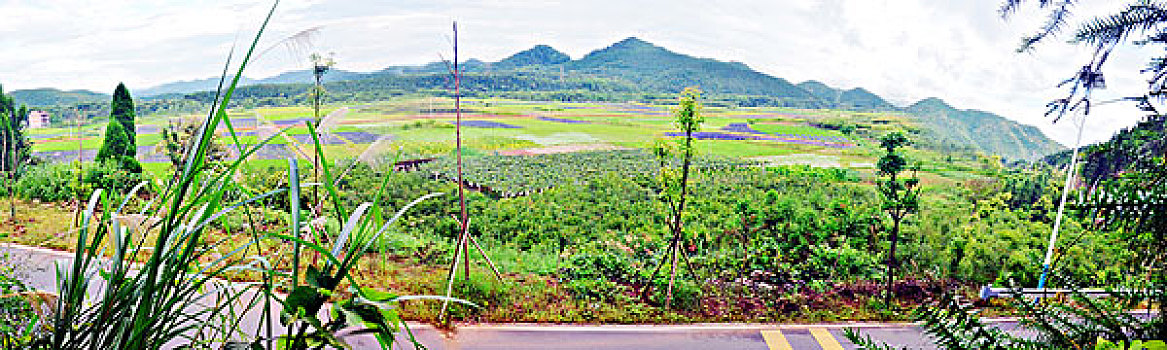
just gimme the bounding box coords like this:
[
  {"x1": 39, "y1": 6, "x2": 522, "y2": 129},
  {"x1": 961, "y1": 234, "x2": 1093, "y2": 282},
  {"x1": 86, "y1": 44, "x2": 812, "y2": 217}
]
[
  {"x1": 453, "y1": 22, "x2": 471, "y2": 283},
  {"x1": 439, "y1": 221, "x2": 467, "y2": 321},
  {"x1": 469, "y1": 234, "x2": 503, "y2": 281}
]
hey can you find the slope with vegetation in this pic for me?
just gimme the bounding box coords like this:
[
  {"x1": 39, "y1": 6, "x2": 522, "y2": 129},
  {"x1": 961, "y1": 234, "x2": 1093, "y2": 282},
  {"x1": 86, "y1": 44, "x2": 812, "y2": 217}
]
[
  {"x1": 906, "y1": 97, "x2": 1064, "y2": 161},
  {"x1": 9, "y1": 88, "x2": 107, "y2": 107},
  {"x1": 796, "y1": 80, "x2": 895, "y2": 111}
]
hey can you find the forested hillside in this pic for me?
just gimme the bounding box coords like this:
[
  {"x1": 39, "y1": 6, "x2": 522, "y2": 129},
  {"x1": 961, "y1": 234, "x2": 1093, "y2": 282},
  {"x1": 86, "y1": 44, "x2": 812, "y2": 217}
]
[
  {"x1": 495, "y1": 45, "x2": 572, "y2": 69},
  {"x1": 906, "y1": 98, "x2": 1064, "y2": 161},
  {"x1": 10, "y1": 88, "x2": 107, "y2": 107}
]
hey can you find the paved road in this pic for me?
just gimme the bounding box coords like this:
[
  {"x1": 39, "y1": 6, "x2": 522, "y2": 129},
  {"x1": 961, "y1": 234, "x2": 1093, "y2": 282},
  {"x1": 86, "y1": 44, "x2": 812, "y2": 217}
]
[
  {"x1": 373, "y1": 323, "x2": 951, "y2": 349},
  {"x1": 0, "y1": 243, "x2": 972, "y2": 349}
]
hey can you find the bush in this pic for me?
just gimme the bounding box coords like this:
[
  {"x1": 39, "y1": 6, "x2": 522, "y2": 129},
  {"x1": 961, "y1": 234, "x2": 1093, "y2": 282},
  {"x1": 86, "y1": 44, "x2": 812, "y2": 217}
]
[
  {"x1": 648, "y1": 278, "x2": 701, "y2": 311},
  {"x1": 447, "y1": 277, "x2": 510, "y2": 318},
  {"x1": 83, "y1": 161, "x2": 151, "y2": 195},
  {"x1": 0, "y1": 253, "x2": 38, "y2": 347},
  {"x1": 16, "y1": 163, "x2": 80, "y2": 202}
]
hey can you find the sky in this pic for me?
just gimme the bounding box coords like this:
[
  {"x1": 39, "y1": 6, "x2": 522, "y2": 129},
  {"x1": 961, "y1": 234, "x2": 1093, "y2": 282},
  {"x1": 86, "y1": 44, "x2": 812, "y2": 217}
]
[{"x1": 0, "y1": 0, "x2": 1157, "y2": 146}]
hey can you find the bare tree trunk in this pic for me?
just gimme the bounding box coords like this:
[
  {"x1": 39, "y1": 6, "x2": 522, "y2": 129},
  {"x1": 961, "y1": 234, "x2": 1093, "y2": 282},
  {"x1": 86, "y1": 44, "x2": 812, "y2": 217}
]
[
  {"x1": 73, "y1": 110, "x2": 83, "y2": 226},
  {"x1": 664, "y1": 236, "x2": 679, "y2": 310},
  {"x1": 451, "y1": 22, "x2": 472, "y2": 282},
  {"x1": 2, "y1": 125, "x2": 11, "y2": 221},
  {"x1": 885, "y1": 215, "x2": 901, "y2": 306},
  {"x1": 312, "y1": 72, "x2": 322, "y2": 218},
  {"x1": 663, "y1": 124, "x2": 695, "y2": 309}
]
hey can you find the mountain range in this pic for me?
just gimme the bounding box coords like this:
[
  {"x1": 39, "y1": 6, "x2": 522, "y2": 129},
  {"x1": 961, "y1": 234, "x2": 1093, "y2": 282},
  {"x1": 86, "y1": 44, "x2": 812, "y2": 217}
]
[{"x1": 10, "y1": 37, "x2": 1064, "y2": 160}]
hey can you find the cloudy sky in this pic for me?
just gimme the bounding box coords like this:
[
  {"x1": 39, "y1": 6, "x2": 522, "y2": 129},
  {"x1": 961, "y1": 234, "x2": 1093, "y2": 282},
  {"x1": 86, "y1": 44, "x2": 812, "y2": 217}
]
[{"x1": 0, "y1": 0, "x2": 1156, "y2": 146}]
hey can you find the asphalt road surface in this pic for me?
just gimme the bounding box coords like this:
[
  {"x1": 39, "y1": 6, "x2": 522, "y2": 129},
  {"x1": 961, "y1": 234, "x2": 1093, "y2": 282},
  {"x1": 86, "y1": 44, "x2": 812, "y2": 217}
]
[
  {"x1": 367, "y1": 323, "x2": 950, "y2": 349},
  {"x1": 3, "y1": 243, "x2": 1013, "y2": 349}
]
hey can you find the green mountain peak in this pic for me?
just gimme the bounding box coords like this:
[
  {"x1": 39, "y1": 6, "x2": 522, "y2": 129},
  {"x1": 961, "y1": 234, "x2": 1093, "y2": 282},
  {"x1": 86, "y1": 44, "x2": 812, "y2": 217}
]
[{"x1": 496, "y1": 45, "x2": 571, "y2": 69}]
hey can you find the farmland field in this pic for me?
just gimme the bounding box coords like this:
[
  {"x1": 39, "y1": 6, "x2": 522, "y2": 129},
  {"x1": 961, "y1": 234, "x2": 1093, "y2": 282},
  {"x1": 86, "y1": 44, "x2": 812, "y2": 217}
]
[{"x1": 31, "y1": 98, "x2": 906, "y2": 175}]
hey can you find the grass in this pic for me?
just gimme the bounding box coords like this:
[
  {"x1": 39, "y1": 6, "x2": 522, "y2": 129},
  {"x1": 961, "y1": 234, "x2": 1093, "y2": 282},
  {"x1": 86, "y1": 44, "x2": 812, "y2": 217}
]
[
  {"x1": 31, "y1": 138, "x2": 102, "y2": 152},
  {"x1": 0, "y1": 201, "x2": 78, "y2": 250}
]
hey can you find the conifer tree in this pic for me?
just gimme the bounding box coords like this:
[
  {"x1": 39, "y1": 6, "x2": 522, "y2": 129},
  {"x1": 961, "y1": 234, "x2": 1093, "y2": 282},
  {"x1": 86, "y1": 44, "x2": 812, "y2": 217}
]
[
  {"x1": 110, "y1": 83, "x2": 136, "y2": 156},
  {"x1": 97, "y1": 119, "x2": 130, "y2": 163}
]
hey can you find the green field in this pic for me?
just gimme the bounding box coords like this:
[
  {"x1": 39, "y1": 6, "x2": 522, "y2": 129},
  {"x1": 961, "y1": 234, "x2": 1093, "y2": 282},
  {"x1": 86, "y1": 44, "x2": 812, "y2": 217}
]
[{"x1": 29, "y1": 99, "x2": 919, "y2": 168}]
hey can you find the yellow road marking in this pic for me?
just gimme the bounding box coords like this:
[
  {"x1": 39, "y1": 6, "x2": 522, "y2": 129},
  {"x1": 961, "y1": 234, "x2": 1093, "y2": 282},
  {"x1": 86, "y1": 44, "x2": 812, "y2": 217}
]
[
  {"x1": 809, "y1": 327, "x2": 844, "y2": 350},
  {"x1": 760, "y1": 329, "x2": 793, "y2": 350}
]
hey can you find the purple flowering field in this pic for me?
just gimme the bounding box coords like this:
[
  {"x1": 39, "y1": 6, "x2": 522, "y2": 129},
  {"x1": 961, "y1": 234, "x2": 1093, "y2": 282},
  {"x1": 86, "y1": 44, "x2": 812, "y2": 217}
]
[
  {"x1": 449, "y1": 120, "x2": 522, "y2": 128},
  {"x1": 537, "y1": 116, "x2": 590, "y2": 124},
  {"x1": 670, "y1": 124, "x2": 855, "y2": 148}
]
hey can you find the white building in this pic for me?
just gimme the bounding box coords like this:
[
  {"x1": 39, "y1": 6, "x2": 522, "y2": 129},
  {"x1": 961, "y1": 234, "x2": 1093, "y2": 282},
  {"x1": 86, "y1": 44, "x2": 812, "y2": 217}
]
[{"x1": 27, "y1": 110, "x2": 50, "y2": 129}]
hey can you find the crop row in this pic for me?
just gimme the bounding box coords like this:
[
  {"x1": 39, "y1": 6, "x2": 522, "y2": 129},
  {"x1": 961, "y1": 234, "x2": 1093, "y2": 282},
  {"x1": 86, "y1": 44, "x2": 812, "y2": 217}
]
[{"x1": 413, "y1": 149, "x2": 748, "y2": 195}]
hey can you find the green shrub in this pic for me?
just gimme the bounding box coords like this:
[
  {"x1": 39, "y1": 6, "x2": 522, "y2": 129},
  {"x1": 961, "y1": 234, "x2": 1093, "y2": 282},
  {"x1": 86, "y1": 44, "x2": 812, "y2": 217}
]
[
  {"x1": 83, "y1": 161, "x2": 150, "y2": 195},
  {"x1": 15, "y1": 163, "x2": 80, "y2": 202},
  {"x1": 447, "y1": 277, "x2": 510, "y2": 317},
  {"x1": 649, "y1": 278, "x2": 701, "y2": 311},
  {"x1": 0, "y1": 253, "x2": 38, "y2": 347},
  {"x1": 564, "y1": 278, "x2": 627, "y2": 302}
]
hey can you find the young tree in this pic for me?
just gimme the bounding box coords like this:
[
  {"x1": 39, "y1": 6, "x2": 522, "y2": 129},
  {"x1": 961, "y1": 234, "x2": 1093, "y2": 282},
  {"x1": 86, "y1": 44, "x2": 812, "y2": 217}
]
[
  {"x1": 0, "y1": 85, "x2": 30, "y2": 219},
  {"x1": 437, "y1": 23, "x2": 502, "y2": 322},
  {"x1": 648, "y1": 87, "x2": 703, "y2": 310},
  {"x1": 876, "y1": 131, "x2": 920, "y2": 305},
  {"x1": 156, "y1": 117, "x2": 232, "y2": 170},
  {"x1": 307, "y1": 53, "x2": 335, "y2": 214},
  {"x1": 0, "y1": 85, "x2": 30, "y2": 171},
  {"x1": 309, "y1": 52, "x2": 335, "y2": 126}
]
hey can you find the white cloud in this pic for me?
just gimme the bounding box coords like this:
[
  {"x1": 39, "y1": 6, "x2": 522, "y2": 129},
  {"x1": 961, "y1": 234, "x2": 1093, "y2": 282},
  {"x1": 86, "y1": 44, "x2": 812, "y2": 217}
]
[{"x1": 0, "y1": 0, "x2": 1157, "y2": 146}]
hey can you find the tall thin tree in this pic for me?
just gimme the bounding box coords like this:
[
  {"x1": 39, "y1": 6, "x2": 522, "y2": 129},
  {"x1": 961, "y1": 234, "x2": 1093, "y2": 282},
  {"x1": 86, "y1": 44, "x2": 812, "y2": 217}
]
[
  {"x1": 0, "y1": 85, "x2": 29, "y2": 220},
  {"x1": 308, "y1": 52, "x2": 334, "y2": 213},
  {"x1": 438, "y1": 22, "x2": 502, "y2": 322},
  {"x1": 875, "y1": 131, "x2": 920, "y2": 306},
  {"x1": 646, "y1": 87, "x2": 703, "y2": 309}
]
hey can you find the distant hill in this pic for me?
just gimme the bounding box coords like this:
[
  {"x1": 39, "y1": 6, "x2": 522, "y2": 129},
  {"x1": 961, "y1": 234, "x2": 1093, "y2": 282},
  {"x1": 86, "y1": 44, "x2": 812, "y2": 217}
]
[
  {"x1": 566, "y1": 37, "x2": 820, "y2": 106},
  {"x1": 138, "y1": 70, "x2": 366, "y2": 97},
  {"x1": 495, "y1": 45, "x2": 570, "y2": 69},
  {"x1": 120, "y1": 37, "x2": 1064, "y2": 160},
  {"x1": 796, "y1": 81, "x2": 837, "y2": 100},
  {"x1": 250, "y1": 69, "x2": 366, "y2": 85},
  {"x1": 10, "y1": 88, "x2": 108, "y2": 107},
  {"x1": 138, "y1": 76, "x2": 258, "y2": 97},
  {"x1": 905, "y1": 97, "x2": 1064, "y2": 160},
  {"x1": 796, "y1": 80, "x2": 894, "y2": 111}
]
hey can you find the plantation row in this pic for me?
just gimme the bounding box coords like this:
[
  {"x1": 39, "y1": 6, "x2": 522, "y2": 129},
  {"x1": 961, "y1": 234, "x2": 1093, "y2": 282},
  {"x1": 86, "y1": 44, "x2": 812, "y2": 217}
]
[{"x1": 413, "y1": 150, "x2": 749, "y2": 195}]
